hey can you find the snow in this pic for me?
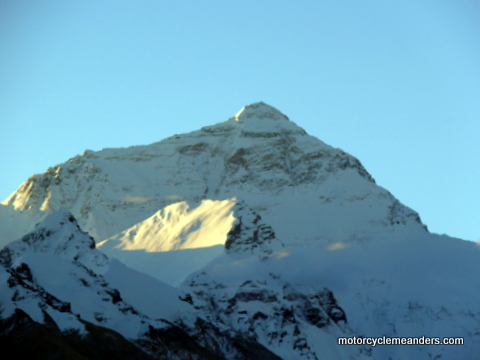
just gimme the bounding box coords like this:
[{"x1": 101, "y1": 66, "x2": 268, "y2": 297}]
[
  {"x1": 1, "y1": 102, "x2": 479, "y2": 359},
  {"x1": 179, "y1": 230, "x2": 480, "y2": 359},
  {"x1": 98, "y1": 198, "x2": 236, "y2": 252},
  {"x1": 103, "y1": 258, "x2": 192, "y2": 321},
  {"x1": 0, "y1": 202, "x2": 44, "y2": 249},
  {"x1": 0, "y1": 209, "x2": 188, "y2": 341},
  {"x1": 234, "y1": 102, "x2": 306, "y2": 134},
  {"x1": 100, "y1": 243, "x2": 225, "y2": 287},
  {"x1": 0, "y1": 266, "x2": 18, "y2": 319}
]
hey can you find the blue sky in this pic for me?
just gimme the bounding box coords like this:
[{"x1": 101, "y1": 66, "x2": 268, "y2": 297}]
[{"x1": 1, "y1": 1, "x2": 479, "y2": 242}]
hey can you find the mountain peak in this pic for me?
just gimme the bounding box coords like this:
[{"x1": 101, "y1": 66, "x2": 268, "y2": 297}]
[
  {"x1": 0, "y1": 208, "x2": 108, "y2": 272},
  {"x1": 234, "y1": 102, "x2": 289, "y2": 122}
]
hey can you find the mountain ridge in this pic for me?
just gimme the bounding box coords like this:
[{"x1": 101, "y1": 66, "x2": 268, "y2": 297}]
[
  {"x1": 1, "y1": 102, "x2": 478, "y2": 359},
  {"x1": 1, "y1": 102, "x2": 423, "y2": 251},
  {"x1": 0, "y1": 208, "x2": 292, "y2": 359}
]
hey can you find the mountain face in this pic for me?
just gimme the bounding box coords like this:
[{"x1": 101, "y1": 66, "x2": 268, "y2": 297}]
[
  {"x1": 0, "y1": 102, "x2": 425, "y2": 283},
  {"x1": 0, "y1": 209, "x2": 289, "y2": 359},
  {"x1": 1, "y1": 102, "x2": 480, "y2": 359}
]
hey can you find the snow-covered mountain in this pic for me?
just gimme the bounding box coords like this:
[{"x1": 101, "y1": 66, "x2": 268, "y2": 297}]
[
  {"x1": 0, "y1": 102, "x2": 425, "y2": 282},
  {"x1": 0, "y1": 208, "x2": 293, "y2": 359},
  {"x1": 1, "y1": 102, "x2": 479, "y2": 359}
]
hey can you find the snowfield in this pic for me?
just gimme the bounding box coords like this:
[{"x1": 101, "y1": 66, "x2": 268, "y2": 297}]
[{"x1": 1, "y1": 102, "x2": 479, "y2": 359}]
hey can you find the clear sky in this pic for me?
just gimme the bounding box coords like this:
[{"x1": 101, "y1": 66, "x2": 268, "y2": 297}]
[{"x1": 1, "y1": 1, "x2": 479, "y2": 242}]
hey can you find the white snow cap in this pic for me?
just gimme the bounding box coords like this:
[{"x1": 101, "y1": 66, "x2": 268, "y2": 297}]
[{"x1": 234, "y1": 102, "x2": 290, "y2": 122}]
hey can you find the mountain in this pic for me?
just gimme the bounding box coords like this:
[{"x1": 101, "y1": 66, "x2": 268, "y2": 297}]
[
  {"x1": 1, "y1": 102, "x2": 480, "y2": 359},
  {"x1": 0, "y1": 102, "x2": 425, "y2": 283},
  {"x1": 0, "y1": 208, "x2": 292, "y2": 359}
]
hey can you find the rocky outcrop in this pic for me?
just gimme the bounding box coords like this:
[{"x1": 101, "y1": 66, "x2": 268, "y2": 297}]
[
  {"x1": 0, "y1": 209, "x2": 286, "y2": 360},
  {"x1": 183, "y1": 268, "x2": 371, "y2": 360},
  {"x1": 224, "y1": 202, "x2": 282, "y2": 257}
]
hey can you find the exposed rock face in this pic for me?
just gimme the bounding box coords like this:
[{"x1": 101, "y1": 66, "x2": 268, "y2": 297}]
[
  {"x1": 224, "y1": 202, "x2": 282, "y2": 257},
  {"x1": 181, "y1": 205, "x2": 371, "y2": 359},
  {"x1": 0, "y1": 209, "x2": 286, "y2": 360},
  {"x1": 1, "y1": 102, "x2": 479, "y2": 360},
  {"x1": 0, "y1": 102, "x2": 423, "y2": 250},
  {"x1": 183, "y1": 265, "x2": 371, "y2": 360},
  {"x1": 0, "y1": 308, "x2": 159, "y2": 360}
]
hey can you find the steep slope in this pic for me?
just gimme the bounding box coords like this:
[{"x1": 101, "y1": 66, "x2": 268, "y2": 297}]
[
  {"x1": 1, "y1": 102, "x2": 478, "y2": 359},
  {"x1": 181, "y1": 211, "x2": 480, "y2": 359},
  {"x1": 0, "y1": 209, "x2": 283, "y2": 359},
  {"x1": 0, "y1": 308, "x2": 159, "y2": 360},
  {"x1": 1, "y1": 102, "x2": 426, "y2": 284},
  {"x1": 181, "y1": 206, "x2": 373, "y2": 360}
]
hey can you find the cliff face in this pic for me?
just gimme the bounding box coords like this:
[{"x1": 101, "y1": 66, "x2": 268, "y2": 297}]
[
  {"x1": 1, "y1": 103, "x2": 478, "y2": 360},
  {"x1": 1, "y1": 102, "x2": 425, "y2": 264}
]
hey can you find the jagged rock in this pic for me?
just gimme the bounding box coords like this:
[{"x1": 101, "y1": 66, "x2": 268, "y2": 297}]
[
  {"x1": 224, "y1": 202, "x2": 282, "y2": 257},
  {"x1": 1, "y1": 102, "x2": 479, "y2": 360},
  {"x1": 0, "y1": 209, "x2": 288, "y2": 360}
]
